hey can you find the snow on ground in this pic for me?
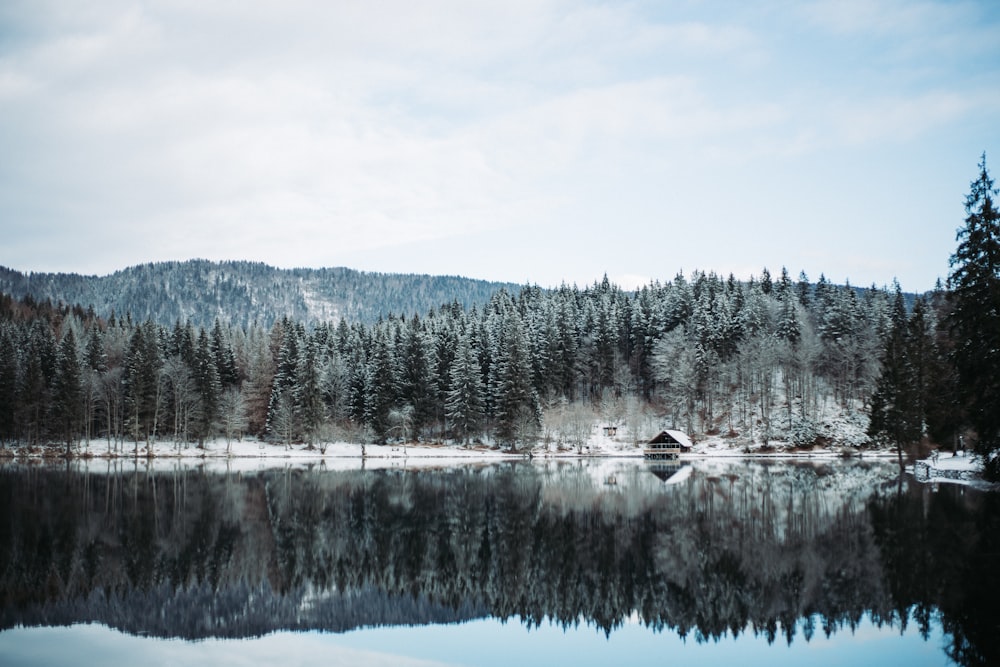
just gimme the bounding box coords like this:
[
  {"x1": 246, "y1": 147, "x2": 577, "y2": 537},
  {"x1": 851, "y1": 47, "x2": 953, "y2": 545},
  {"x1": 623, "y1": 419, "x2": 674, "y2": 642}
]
[{"x1": 0, "y1": 422, "x2": 989, "y2": 485}]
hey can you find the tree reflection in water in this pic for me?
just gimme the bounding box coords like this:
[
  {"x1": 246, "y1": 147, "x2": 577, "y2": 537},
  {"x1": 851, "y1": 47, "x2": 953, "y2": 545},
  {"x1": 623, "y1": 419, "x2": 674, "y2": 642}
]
[{"x1": 0, "y1": 460, "x2": 996, "y2": 666}]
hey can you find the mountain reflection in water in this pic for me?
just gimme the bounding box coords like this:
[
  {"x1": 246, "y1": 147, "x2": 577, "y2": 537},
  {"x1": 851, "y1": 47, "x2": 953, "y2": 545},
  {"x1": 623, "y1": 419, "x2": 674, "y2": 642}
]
[{"x1": 0, "y1": 459, "x2": 996, "y2": 666}]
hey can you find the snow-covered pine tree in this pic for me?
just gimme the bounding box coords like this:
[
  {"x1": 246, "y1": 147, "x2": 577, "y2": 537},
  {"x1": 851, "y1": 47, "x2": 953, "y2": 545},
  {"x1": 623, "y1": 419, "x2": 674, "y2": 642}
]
[
  {"x1": 266, "y1": 319, "x2": 301, "y2": 444},
  {"x1": 294, "y1": 332, "x2": 325, "y2": 447},
  {"x1": 398, "y1": 315, "x2": 438, "y2": 440},
  {"x1": 446, "y1": 328, "x2": 486, "y2": 445},
  {"x1": 51, "y1": 328, "x2": 82, "y2": 453},
  {"x1": 211, "y1": 318, "x2": 239, "y2": 388},
  {"x1": 364, "y1": 325, "x2": 397, "y2": 442},
  {"x1": 193, "y1": 328, "x2": 221, "y2": 446},
  {"x1": 491, "y1": 314, "x2": 540, "y2": 450}
]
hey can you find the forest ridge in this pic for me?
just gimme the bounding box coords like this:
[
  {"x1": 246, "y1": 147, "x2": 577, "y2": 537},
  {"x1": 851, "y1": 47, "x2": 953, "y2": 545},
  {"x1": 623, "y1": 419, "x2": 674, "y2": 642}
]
[{"x1": 0, "y1": 260, "x2": 524, "y2": 328}]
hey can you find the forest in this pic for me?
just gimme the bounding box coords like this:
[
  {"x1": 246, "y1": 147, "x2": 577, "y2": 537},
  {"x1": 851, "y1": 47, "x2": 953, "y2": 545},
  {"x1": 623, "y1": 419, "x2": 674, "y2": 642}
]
[
  {"x1": 0, "y1": 156, "x2": 997, "y2": 467},
  {"x1": 0, "y1": 269, "x2": 952, "y2": 454}
]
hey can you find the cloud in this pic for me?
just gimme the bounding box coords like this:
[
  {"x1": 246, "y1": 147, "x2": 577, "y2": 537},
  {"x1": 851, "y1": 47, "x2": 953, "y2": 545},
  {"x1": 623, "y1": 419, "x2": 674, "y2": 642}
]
[{"x1": 0, "y1": 0, "x2": 997, "y2": 291}]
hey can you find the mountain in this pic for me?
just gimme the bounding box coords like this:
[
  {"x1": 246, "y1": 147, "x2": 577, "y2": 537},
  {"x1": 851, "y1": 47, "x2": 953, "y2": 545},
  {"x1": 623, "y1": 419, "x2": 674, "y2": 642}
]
[{"x1": 0, "y1": 260, "x2": 524, "y2": 327}]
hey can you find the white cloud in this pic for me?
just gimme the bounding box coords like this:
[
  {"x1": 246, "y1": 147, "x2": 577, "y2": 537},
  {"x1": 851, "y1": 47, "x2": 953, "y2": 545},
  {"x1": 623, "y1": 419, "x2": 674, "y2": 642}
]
[{"x1": 0, "y1": 0, "x2": 997, "y2": 291}]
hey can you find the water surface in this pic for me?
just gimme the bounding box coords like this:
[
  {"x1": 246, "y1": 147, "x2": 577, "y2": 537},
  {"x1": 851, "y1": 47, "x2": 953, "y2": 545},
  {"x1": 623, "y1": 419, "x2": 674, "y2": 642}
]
[{"x1": 0, "y1": 459, "x2": 996, "y2": 666}]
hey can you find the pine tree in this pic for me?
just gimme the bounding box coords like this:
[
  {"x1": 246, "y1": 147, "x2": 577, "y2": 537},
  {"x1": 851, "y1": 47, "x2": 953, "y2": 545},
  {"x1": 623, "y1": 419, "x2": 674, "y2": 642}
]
[
  {"x1": 52, "y1": 329, "x2": 83, "y2": 453},
  {"x1": 266, "y1": 321, "x2": 300, "y2": 443},
  {"x1": 446, "y1": 329, "x2": 486, "y2": 445},
  {"x1": 924, "y1": 290, "x2": 962, "y2": 449},
  {"x1": 0, "y1": 325, "x2": 17, "y2": 444},
  {"x1": 123, "y1": 321, "x2": 162, "y2": 448},
  {"x1": 553, "y1": 295, "x2": 580, "y2": 400},
  {"x1": 79, "y1": 327, "x2": 107, "y2": 448},
  {"x1": 398, "y1": 315, "x2": 438, "y2": 440},
  {"x1": 491, "y1": 315, "x2": 540, "y2": 450},
  {"x1": 868, "y1": 285, "x2": 922, "y2": 463},
  {"x1": 364, "y1": 326, "x2": 397, "y2": 442},
  {"x1": 84, "y1": 327, "x2": 107, "y2": 372},
  {"x1": 211, "y1": 318, "x2": 240, "y2": 388},
  {"x1": 294, "y1": 333, "x2": 325, "y2": 447},
  {"x1": 192, "y1": 329, "x2": 221, "y2": 446},
  {"x1": 760, "y1": 267, "x2": 773, "y2": 296},
  {"x1": 19, "y1": 324, "x2": 52, "y2": 446},
  {"x1": 948, "y1": 153, "x2": 1000, "y2": 476}
]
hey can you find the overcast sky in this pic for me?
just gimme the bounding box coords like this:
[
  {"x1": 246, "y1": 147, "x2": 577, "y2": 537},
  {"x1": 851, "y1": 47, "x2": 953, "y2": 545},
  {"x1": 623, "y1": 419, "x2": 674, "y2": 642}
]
[{"x1": 1, "y1": 1, "x2": 998, "y2": 292}]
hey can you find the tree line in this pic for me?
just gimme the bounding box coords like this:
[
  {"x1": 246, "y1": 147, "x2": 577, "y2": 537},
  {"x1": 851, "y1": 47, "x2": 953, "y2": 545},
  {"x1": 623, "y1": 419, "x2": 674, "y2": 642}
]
[
  {"x1": 0, "y1": 157, "x2": 996, "y2": 467},
  {"x1": 0, "y1": 268, "x2": 941, "y2": 453}
]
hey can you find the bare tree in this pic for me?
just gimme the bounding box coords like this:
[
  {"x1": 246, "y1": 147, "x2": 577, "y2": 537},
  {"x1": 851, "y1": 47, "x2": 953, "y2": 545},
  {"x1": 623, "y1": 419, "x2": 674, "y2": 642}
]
[
  {"x1": 162, "y1": 356, "x2": 198, "y2": 450},
  {"x1": 219, "y1": 386, "x2": 248, "y2": 454}
]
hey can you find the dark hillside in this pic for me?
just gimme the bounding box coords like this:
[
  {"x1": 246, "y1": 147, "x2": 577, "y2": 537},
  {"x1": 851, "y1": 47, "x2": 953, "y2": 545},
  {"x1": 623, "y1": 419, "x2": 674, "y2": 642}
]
[{"x1": 0, "y1": 260, "x2": 523, "y2": 327}]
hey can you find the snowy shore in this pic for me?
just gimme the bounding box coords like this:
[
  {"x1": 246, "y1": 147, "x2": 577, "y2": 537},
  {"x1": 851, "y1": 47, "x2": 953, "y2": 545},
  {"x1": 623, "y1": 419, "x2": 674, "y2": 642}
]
[{"x1": 1, "y1": 432, "x2": 988, "y2": 485}]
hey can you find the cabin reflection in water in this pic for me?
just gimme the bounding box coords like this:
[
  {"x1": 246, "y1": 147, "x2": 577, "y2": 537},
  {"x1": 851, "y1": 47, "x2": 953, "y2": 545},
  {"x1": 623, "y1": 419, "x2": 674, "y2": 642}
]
[{"x1": 647, "y1": 461, "x2": 688, "y2": 483}]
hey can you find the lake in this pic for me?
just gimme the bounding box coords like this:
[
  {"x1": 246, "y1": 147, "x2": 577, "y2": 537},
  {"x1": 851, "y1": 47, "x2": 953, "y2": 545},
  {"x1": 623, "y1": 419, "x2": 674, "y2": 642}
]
[{"x1": 0, "y1": 458, "x2": 996, "y2": 666}]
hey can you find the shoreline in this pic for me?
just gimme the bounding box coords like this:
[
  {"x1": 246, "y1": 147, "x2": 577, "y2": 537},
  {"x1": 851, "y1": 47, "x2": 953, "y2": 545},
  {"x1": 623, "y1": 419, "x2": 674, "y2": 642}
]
[
  {"x1": 0, "y1": 439, "x2": 908, "y2": 462},
  {"x1": 1, "y1": 439, "x2": 981, "y2": 482}
]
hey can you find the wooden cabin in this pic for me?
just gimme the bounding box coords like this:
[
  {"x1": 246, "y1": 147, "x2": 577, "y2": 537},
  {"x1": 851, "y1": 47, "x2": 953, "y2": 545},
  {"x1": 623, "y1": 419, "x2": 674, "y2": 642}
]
[
  {"x1": 602, "y1": 425, "x2": 618, "y2": 437},
  {"x1": 643, "y1": 430, "x2": 693, "y2": 459}
]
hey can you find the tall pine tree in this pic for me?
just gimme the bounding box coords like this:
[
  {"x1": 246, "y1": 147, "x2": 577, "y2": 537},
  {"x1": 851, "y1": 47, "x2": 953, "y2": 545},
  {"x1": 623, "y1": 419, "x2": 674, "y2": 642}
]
[
  {"x1": 948, "y1": 153, "x2": 1000, "y2": 477},
  {"x1": 491, "y1": 314, "x2": 540, "y2": 450},
  {"x1": 446, "y1": 328, "x2": 486, "y2": 445},
  {"x1": 52, "y1": 329, "x2": 82, "y2": 453},
  {"x1": 868, "y1": 285, "x2": 922, "y2": 463}
]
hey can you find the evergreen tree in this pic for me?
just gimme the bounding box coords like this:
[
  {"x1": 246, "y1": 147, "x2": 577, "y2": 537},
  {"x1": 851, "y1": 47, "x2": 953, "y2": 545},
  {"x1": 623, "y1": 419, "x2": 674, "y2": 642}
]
[
  {"x1": 553, "y1": 295, "x2": 580, "y2": 400},
  {"x1": 211, "y1": 318, "x2": 240, "y2": 388},
  {"x1": 19, "y1": 324, "x2": 53, "y2": 446},
  {"x1": 760, "y1": 267, "x2": 773, "y2": 295},
  {"x1": 868, "y1": 286, "x2": 922, "y2": 463},
  {"x1": 398, "y1": 315, "x2": 438, "y2": 440},
  {"x1": 84, "y1": 327, "x2": 107, "y2": 372},
  {"x1": 320, "y1": 345, "x2": 350, "y2": 423},
  {"x1": 491, "y1": 315, "x2": 540, "y2": 450},
  {"x1": 123, "y1": 321, "x2": 162, "y2": 447},
  {"x1": 79, "y1": 327, "x2": 107, "y2": 448},
  {"x1": 242, "y1": 324, "x2": 276, "y2": 436},
  {"x1": 266, "y1": 321, "x2": 300, "y2": 443},
  {"x1": 0, "y1": 325, "x2": 17, "y2": 444},
  {"x1": 948, "y1": 153, "x2": 1000, "y2": 476},
  {"x1": 775, "y1": 286, "x2": 801, "y2": 344},
  {"x1": 51, "y1": 329, "x2": 82, "y2": 452},
  {"x1": 294, "y1": 333, "x2": 325, "y2": 447},
  {"x1": 446, "y1": 329, "x2": 486, "y2": 445},
  {"x1": 364, "y1": 326, "x2": 397, "y2": 442},
  {"x1": 192, "y1": 329, "x2": 221, "y2": 446},
  {"x1": 796, "y1": 270, "x2": 812, "y2": 309},
  {"x1": 924, "y1": 291, "x2": 962, "y2": 449}
]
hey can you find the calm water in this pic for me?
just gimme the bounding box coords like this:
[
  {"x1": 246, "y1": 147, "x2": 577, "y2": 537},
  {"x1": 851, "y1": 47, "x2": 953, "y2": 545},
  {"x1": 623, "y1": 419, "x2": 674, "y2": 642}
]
[{"x1": 0, "y1": 458, "x2": 997, "y2": 666}]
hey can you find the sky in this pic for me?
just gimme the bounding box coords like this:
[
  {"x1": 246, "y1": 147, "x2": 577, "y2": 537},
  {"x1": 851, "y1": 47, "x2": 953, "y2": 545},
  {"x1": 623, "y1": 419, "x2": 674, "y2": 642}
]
[{"x1": 1, "y1": 0, "x2": 998, "y2": 293}]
